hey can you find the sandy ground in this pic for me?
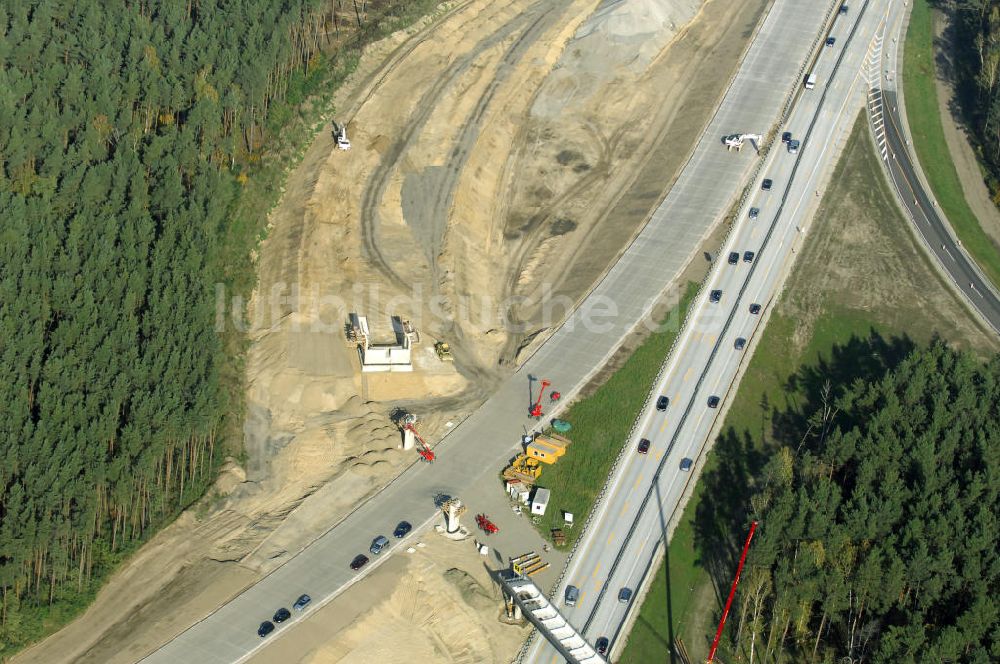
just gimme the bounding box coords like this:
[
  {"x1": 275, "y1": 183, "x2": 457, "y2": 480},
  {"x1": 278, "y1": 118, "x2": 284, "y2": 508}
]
[
  {"x1": 930, "y1": 5, "x2": 1000, "y2": 248},
  {"x1": 12, "y1": 0, "x2": 776, "y2": 662}
]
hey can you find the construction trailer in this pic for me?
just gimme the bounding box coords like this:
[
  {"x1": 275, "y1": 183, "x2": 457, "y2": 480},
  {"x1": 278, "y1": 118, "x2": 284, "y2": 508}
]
[
  {"x1": 531, "y1": 488, "x2": 551, "y2": 516},
  {"x1": 525, "y1": 433, "x2": 571, "y2": 464}
]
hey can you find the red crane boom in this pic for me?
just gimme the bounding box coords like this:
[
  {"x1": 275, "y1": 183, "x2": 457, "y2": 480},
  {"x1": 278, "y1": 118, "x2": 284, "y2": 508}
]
[
  {"x1": 403, "y1": 423, "x2": 435, "y2": 462},
  {"x1": 707, "y1": 520, "x2": 758, "y2": 663}
]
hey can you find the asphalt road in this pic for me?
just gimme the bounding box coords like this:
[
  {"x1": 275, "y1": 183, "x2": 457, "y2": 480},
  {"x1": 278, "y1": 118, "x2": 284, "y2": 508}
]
[
  {"x1": 140, "y1": 2, "x2": 840, "y2": 663},
  {"x1": 874, "y1": 12, "x2": 1000, "y2": 334},
  {"x1": 525, "y1": 2, "x2": 895, "y2": 661}
]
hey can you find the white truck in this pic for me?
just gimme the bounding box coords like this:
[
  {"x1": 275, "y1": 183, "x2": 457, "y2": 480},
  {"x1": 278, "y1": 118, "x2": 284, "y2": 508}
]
[
  {"x1": 334, "y1": 122, "x2": 351, "y2": 150},
  {"x1": 804, "y1": 73, "x2": 817, "y2": 90}
]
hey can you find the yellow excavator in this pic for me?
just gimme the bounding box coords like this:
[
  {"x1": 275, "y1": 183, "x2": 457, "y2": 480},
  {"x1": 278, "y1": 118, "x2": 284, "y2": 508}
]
[{"x1": 434, "y1": 341, "x2": 453, "y2": 361}]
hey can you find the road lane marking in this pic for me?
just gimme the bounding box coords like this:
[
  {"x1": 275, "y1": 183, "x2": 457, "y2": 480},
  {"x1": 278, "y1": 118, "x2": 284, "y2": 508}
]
[
  {"x1": 633, "y1": 474, "x2": 643, "y2": 490},
  {"x1": 607, "y1": 532, "x2": 615, "y2": 546},
  {"x1": 619, "y1": 501, "x2": 630, "y2": 517},
  {"x1": 592, "y1": 563, "x2": 601, "y2": 578},
  {"x1": 683, "y1": 367, "x2": 693, "y2": 382},
  {"x1": 659, "y1": 420, "x2": 668, "y2": 432}
]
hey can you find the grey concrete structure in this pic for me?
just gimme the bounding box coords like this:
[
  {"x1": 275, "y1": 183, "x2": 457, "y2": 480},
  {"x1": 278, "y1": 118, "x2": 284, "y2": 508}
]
[{"x1": 141, "y1": 1, "x2": 840, "y2": 663}]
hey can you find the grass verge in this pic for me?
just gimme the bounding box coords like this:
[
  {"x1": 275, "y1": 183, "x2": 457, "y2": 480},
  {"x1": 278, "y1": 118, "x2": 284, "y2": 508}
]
[
  {"x1": 530, "y1": 282, "x2": 700, "y2": 548},
  {"x1": 903, "y1": 0, "x2": 1000, "y2": 288},
  {"x1": 618, "y1": 113, "x2": 998, "y2": 663}
]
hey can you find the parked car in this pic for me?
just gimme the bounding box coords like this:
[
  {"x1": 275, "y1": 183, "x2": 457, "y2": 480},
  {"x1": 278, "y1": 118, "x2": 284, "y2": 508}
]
[
  {"x1": 743, "y1": 251, "x2": 755, "y2": 263},
  {"x1": 748, "y1": 207, "x2": 759, "y2": 219},
  {"x1": 727, "y1": 251, "x2": 739, "y2": 265},
  {"x1": 350, "y1": 554, "x2": 369, "y2": 570},
  {"x1": 656, "y1": 395, "x2": 669, "y2": 411},
  {"x1": 638, "y1": 438, "x2": 651, "y2": 454},
  {"x1": 826, "y1": 36, "x2": 836, "y2": 47},
  {"x1": 565, "y1": 585, "x2": 580, "y2": 606},
  {"x1": 680, "y1": 457, "x2": 694, "y2": 472},
  {"x1": 734, "y1": 337, "x2": 747, "y2": 351},
  {"x1": 618, "y1": 587, "x2": 633, "y2": 603},
  {"x1": 292, "y1": 594, "x2": 312, "y2": 611},
  {"x1": 749, "y1": 303, "x2": 762, "y2": 315},
  {"x1": 707, "y1": 396, "x2": 720, "y2": 408},
  {"x1": 393, "y1": 521, "x2": 412, "y2": 538},
  {"x1": 370, "y1": 535, "x2": 389, "y2": 555},
  {"x1": 761, "y1": 178, "x2": 773, "y2": 191},
  {"x1": 273, "y1": 608, "x2": 291, "y2": 623},
  {"x1": 710, "y1": 289, "x2": 723, "y2": 303},
  {"x1": 596, "y1": 637, "x2": 609, "y2": 655},
  {"x1": 781, "y1": 131, "x2": 791, "y2": 143},
  {"x1": 258, "y1": 621, "x2": 275, "y2": 638}
]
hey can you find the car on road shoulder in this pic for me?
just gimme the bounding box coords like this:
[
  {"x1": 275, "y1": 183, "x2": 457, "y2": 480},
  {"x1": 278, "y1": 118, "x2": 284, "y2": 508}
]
[
  {"x1": 273, "y1": 607, "x2": 291, "y2": 623},
  {"x1": 707, "y1": 396, "x2": 720, "y2": 408},
  {"x1": 370, "y1": 535, "x2": 389, "y2": 555},
  {"x1": 293, "y1": 594, "x2": 312, "y2": 611},
  {"x1": 749, "y1": 303, "x2": 762, "y2": 315},
  {"x1": 656, "y1": 395, "x2": 669, "y2": 411},
  {"x1": 734, "y1": 337, "x2": 746, "y2": 351},
  {"x1": 748, "y1": 207, "x2": 759, "y2": 219},
  {"x1": 393, "y1": 521, "x2": 412, "y2": 538},
  {"x1": 761, "y1": 178, "x2": 773, "y2": 191},
  {"x1": 680, "y1": 457, "x2": 693, "y2": 472},
  {"x1": 781, "y1": 131, "x2": 791, "y2": 144},
  {"x1": 350, "y1": 554, "x2": 369, "y2": 570},
  {"x1": 839, "y1": 4, "x2": 848, "y2": 14},
  {"x1": 727, "y1": 251, "x2": 739, "y2": 265},
  {"x1": 618, "y1": 587, "x2": 633, "y2": 603},
  {"x1": 743, "y1": 251, "x2": 755, "y2": 263},
  {"x1": 709, "y1": 289, "x2": 722, "y2": 303},
  {"x1": 596, "y1": 637, "x2": 609, "y2": 655},
  {"x1": 638, "y1": 438, "x2": 651, "y2": 454},
  {"x1": 258, "y1": 621, "x2": 275, "y2": 638},
  {"x1": 826, "y1": 36, "x2": 836, "y2": 47},
  {"x1": 565, "y1": 585, "x2": 580, "y2": 606}
]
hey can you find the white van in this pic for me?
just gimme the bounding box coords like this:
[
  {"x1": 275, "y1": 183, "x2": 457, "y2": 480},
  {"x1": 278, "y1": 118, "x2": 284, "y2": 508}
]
[{"x1": 805, "y1": 73, "x2": 817, "y2": 90}]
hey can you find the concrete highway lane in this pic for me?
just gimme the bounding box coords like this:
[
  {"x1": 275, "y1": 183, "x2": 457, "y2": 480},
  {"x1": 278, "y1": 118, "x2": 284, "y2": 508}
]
[
  {"x1": 877, "y1": 88, "x2": 1000, "y2": 333},
  {"x1": 526, "y1": 2, "x2": 895, "y2": 661},
  {"x1": 141, "y1": 2, "x2": 836, "y2": 663}
]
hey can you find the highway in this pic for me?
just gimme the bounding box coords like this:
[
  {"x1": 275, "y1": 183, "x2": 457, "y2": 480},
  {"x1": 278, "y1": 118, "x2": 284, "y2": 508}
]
[
  {"x1": 525, "y1": 1, "x2": 894, "y2": 661},
  {"x1": 872, "y1": 9, "x2": 1000, "y2": 334},
  {"x1": 140, "y1": 2, "x2": 838, "y2": 663}
]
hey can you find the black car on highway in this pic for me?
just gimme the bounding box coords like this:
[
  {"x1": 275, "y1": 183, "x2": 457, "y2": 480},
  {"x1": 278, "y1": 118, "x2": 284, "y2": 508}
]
[
  {"x1": 350, "y1": 554, "x2": 369, "y2": 570},
  {"x1": 394, "y1": 521, "x2": 412, "y2": 538},
  {"x1": 273, "y1": 607, "x2": 291, "y2": 623},
  {"x1": 761, "y1": 178, "x2": 773, "y2": 191},
  {"x1": 637, "y1": 438, "x2": 651, "y2": 454},
  {"x1": 744, "y1": 251, "x2": 755, "y2": 263},
  {"x1": 293, "y1": 594, "x2": 312, "y2": 611},
  {"x1": 826, "y1": 36, "x2": 836, "y2": 47},
  {"x1": 258, "y1": 621, "x2": 275, "y2": 638},
  {"x1": 749, "y1": 303, "x2": 762, "y2": 315},
  {"x1": 748, "y1": 207, "x2": 759, "y2": 219},
  {"x1": 710, "y1": 290, "x2": 722, "y2": 303},
  {"x1": 707, "y1": 396, "x2": 720, "y2": 408},
  {"x1": 596, "y1": 637, "x2": 609, "y2": 655},
  {"x1": 728, "y1": 251, "x2": 739, "y2": 265},
  {"x1": 656, "y1": 395, "x2": 669, "y2": 411},
  {"x1": 734, "y1": 337, "x2": 746, "y2": 351},
  {"x1": 781, "y1": 131, "x2": 791, "y2": 144}
]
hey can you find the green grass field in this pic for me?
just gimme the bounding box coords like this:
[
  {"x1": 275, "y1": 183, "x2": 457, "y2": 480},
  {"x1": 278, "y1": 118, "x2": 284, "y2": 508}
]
[
  {"x1": 529, "y1": 282, "x2": 699, "y2": 548},
  {"x1": 903, "y1": 0, "x2": 1000, "y2": 288},
  {"x1": 618, "y1": 114, "x2": 998, "y2": 663}
]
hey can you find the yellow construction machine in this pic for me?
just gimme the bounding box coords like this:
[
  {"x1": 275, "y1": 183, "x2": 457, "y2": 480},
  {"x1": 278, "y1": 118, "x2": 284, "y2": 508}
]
[
  {"x1": 502, "y1": 453, "x2": 541, "y2": 484},
  {"x1": 434, "y1": 341, "x2": 454, "y2": 361}
]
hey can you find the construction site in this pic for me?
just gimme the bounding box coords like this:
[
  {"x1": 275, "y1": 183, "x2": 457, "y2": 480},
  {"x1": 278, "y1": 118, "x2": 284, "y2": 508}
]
[{"x1": 12, "y1": 0, "x2": 773, "y2": 662}]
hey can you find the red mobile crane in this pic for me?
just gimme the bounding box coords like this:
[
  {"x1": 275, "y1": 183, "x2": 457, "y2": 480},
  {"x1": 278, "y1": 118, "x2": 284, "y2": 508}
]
[
  {"x1": 403, "y1": 421, "x2": 435, "y2": 463},
  {"x1": 530, "y1": 378, "x2": 551, "y2": 419}
]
